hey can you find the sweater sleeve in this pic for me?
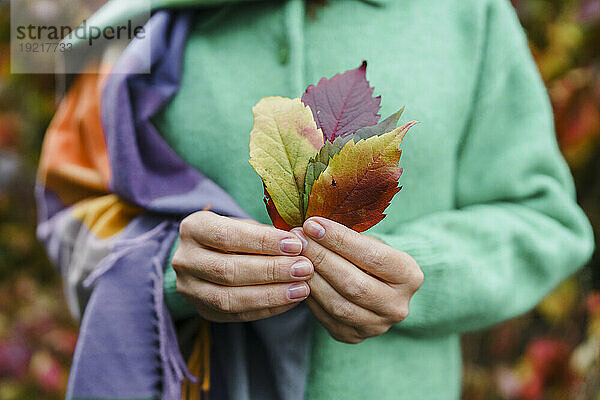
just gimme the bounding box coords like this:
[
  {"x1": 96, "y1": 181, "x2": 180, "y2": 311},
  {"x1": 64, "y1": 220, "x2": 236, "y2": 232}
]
[
  {"x1": 370, "y1": 0, "x2": 594, "y2": 336},
  {"x1": 164, "y1": 237, "x2": 197, "y2": 320}
]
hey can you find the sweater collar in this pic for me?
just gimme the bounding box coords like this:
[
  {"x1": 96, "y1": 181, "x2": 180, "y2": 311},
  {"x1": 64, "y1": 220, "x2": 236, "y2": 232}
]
[{"x1": 83, "y1": 0, "x2": 390, "y2": 32}]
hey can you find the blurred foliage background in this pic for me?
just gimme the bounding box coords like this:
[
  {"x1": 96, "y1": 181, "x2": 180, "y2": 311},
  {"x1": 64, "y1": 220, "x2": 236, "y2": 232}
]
[
  {"x1": 0, "y1": 0, "x2": 598, "y2": 399},
  {"x1": 462, "y1": 1, "x2": 600, "y2": 399}
]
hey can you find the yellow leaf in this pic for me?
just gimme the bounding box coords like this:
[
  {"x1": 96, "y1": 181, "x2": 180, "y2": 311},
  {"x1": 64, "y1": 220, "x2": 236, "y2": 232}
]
[{"x1": 249, "y1": 97, "x2": 323, "y2": 227}]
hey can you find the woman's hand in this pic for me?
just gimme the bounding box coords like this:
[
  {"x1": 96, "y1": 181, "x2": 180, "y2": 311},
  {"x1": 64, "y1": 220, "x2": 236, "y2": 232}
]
[
  {"x1": 172, "y1": 211, "x2": 313, "y2": 322},
  {"x1": 291, "y1": 217, "x2": 424, "y2": 344}
]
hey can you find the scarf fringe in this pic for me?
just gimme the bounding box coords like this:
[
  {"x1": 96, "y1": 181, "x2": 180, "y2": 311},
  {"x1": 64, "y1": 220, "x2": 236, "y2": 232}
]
[
  {"x1": 181, "y1": 321, "x2": 211, "y2": 400},
  {"x1": 150, "y1": 227, "x2": 198, "y2": 400}
]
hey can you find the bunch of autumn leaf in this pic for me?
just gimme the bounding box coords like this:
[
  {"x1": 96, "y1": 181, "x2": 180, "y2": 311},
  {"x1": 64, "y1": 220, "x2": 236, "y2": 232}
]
[{"x1": 249, "y1": 62, "x2": 418, "y2": 233}]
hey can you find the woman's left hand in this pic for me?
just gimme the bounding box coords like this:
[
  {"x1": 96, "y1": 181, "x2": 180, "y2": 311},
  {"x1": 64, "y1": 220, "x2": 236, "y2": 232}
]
[{"x1": 291, "y1": 217, "x2": 424, "y2": 344}]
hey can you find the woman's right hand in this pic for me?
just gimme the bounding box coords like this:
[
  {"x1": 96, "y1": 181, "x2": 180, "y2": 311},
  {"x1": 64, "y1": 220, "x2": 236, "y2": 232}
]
[{"x1": 172, "y1": 211, "x2": 313, "y2": 322}]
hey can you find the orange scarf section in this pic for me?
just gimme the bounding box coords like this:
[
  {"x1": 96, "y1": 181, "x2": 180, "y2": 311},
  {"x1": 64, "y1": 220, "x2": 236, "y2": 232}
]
[{"x1": 182, "y1": 321, "x2": 211, "y2": 400}]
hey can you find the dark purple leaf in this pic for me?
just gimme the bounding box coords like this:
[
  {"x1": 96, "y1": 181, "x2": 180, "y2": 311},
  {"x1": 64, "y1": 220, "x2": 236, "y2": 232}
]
[{"x1": 301, "y1": 61, "x2": 381, "y2": 142}]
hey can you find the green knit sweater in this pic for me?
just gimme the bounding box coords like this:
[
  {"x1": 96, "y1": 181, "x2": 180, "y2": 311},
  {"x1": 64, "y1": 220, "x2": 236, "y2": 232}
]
[{"x1": 155, "y1": 0, "x2": 594, "y2": 398}]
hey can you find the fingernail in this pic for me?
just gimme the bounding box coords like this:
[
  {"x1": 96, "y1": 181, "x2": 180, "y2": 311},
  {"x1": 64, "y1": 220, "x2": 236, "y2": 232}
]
[
  {"x1": 280, "y1": 238, "x2": 302, "y2": 254},
  {"x1": 291, "y1": 228, "x2": 308, "y2": 251},
  {"x1": 291, "y1": 260, "x2": 313, "y2": 278},
  {"x1": 304, "y1": 220, "x2": 326, "y2": 239},
  {"x1": 287, "y1": 283, "x2": 309, "y2": 300}
]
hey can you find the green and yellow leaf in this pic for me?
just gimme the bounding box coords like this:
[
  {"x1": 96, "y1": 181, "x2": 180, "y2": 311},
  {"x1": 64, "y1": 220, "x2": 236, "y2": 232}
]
[{"x1": 249, "y1": 96, "x2": 324, "y2": 227}]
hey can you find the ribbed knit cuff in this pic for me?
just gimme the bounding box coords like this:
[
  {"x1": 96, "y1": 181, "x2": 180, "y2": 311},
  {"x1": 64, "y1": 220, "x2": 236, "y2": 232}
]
[
  {"x1": 163, "y1": 236, "x2": 197, "y2": 320},
  {"x1": 367, "y1": 229, "x2": 452, "y2": 335}
]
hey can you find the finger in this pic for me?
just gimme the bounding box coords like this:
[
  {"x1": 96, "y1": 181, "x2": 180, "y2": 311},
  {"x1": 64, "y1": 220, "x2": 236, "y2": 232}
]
[
  {"x1": 302, "y1": 217, "x2": 412, "y2": 282},
  {"x1": 177, "y1": 278, "x2": 310, "y2": 314},
  {"x1": 291, "y1": 228, "x2": 397, "y2": 314},
  {"x1": 208, "y1": 303, "x2": 299, "y2": 323},
  {"x1": 180, "y1": 211, "x2": 302, "y2": 255},
  {"x1": 307, "y1": 297, "x2": 390, "y2": 343},
  {"x1": 307, "y1": 271, "x2": 385, "y2": 327},
  {"x1": 235, "y1": 303, "x2": 299, "y2": 322},
  {"x1": 305, "y1": 298, "x2": 364, "y2": 344},
  {"x1": 173, "y1": 246, "x2": 314, "y2": 286}
]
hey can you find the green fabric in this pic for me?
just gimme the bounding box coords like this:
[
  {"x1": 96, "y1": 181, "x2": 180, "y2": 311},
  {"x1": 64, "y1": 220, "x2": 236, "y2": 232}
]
[
  {"x1": 164, "y1": 237, "x2": 197, "y2": 319},
  {"x1": 65, "y1": 0, "x2": 267, "y2": 46},
  {"x1": 156, "y1": 0, "x2": 595, "y2": 398}
]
